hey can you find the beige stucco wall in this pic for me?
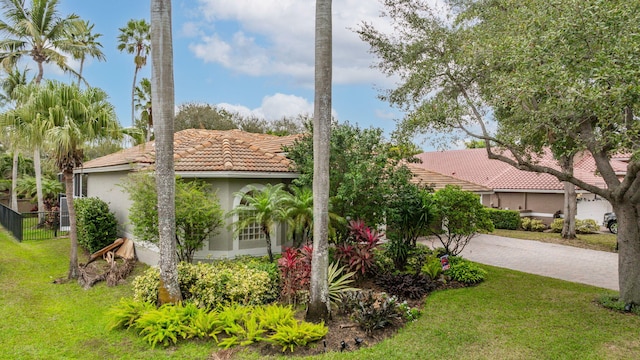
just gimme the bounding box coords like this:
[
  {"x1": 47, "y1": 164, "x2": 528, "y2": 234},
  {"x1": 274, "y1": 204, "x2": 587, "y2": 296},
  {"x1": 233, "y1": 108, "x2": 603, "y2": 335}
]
[
  {"x1": 85, "y1": 171, "x2": 292, "y2": 265},
  {"x1": 486, "y1": 191, "x2": 564, "y2": 225}
]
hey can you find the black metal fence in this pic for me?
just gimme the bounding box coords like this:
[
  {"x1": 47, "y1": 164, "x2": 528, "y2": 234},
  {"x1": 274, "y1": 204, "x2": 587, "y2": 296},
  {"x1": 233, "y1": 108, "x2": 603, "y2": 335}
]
[
  {"x1": 0, "y1": 203, "x2": 22, "y2": 241},
  {"x1": 0, "y1": 203, "x2": 68, "y2": 242}
]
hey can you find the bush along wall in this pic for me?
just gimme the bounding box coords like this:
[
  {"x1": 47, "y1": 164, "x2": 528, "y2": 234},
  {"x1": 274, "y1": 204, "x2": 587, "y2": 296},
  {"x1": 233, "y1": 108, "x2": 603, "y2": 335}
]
[
  {"x1": 486, "y1": 208, "x2": 521, "y2": 230},
  {"x1": 74, "y1": 197, "x2": 119, "y2": 253}
]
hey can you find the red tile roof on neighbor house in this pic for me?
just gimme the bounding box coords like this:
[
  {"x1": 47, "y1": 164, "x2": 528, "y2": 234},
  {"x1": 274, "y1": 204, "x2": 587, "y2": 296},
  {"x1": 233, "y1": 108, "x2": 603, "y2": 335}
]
[
  {"x1": 81, "y1": 129, "x2": 301, "y2": 174},
  {"x1": 404, "y1": 162, "x2": 492, "y2": 193},
  {"x1": 415, "y1": 148, "x2": 627, "y2": 191}
]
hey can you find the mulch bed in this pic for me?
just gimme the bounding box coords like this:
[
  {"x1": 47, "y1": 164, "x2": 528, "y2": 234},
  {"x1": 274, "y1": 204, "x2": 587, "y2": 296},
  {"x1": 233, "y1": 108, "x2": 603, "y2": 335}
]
[{"x1": 240, "y1": 278, "x2": 468, "y2": 358}]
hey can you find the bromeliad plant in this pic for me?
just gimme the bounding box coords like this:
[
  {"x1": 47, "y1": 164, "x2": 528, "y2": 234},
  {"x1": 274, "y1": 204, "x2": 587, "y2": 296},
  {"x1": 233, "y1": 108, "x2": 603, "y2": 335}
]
[{"x1": 335, "y1": 219, "x2": 382, "y2": 277}]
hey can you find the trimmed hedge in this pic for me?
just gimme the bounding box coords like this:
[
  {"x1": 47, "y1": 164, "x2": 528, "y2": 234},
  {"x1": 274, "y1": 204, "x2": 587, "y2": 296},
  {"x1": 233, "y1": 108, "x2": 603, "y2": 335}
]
[
  {"x1": 486, "y1": 208, "x2": 521, "y2": 230},
  {"x1": 74, "y1": 197, "x2": 119, "y2": 253}
]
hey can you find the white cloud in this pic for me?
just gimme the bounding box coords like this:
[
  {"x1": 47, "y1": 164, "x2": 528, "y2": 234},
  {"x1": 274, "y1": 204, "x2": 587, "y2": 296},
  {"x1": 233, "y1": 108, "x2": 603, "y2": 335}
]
[
  {"x1": 217, "y1": 92, "x2": 335, "y2": 121},
  {"x1": 187, "y1": 0, "x2": 413, "y2": 87}
]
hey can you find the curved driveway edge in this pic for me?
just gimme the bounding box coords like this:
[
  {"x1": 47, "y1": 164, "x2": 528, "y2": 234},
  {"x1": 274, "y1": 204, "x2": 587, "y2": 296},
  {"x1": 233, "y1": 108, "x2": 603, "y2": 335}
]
[{"x1": 421, "y1": 234, "x2": 619, "y2": 291}]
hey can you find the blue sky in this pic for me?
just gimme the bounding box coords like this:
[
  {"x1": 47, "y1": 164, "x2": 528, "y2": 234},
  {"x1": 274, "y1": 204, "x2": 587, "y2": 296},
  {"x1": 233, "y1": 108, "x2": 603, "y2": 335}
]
[{"x1": 47, "y1": 0, "x2": 410, "y2": 139}]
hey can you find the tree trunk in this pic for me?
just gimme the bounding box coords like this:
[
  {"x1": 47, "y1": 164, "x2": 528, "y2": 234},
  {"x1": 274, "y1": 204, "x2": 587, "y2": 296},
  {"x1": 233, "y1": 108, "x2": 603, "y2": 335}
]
[
  {"x1": 306, "y1": 0, "x2": 332, "y2": 323},
  {"x1": 11, "y1": 151, "x2": 18, "y2": 211},
  {"x1": 561, "y1": 181, "x2": 577, "y2": 238},
  {"x1": 131, "y1": 67, "x2": 138, "y2": 129},
  {"x1": 65, "y1": 170, "x2": 79, "y2": 279},
  {"x1": 615, "y1": 202, "x2": 640, "y2": 304},
  {"x1": 151, "y1": 0, "x2": 182, "y2": 304},
  {"x1": 77, "y1": 56, "x2": 85, "y2": 87},
  {"x1": 33, "y1": 147, "x2": 45, "y2": 223},
  {"x1": 264, "y1": 230, "x2": 274, "y2": 263},
  {"x1": 559, "y1": 154, "x2": 576, "y2": 239}
]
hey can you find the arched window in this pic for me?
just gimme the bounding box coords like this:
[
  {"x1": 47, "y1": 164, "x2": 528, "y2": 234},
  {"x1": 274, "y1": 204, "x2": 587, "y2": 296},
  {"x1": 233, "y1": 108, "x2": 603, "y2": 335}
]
[{"x1": 233, "y1": 184, "x2": 267, "y2": 242}]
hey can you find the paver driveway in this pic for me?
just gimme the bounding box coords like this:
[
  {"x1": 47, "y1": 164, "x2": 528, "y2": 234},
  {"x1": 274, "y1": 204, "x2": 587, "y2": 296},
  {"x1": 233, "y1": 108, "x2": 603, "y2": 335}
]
[{"x1": 421, "y1": 234, "x2": 618, "y2": 291}]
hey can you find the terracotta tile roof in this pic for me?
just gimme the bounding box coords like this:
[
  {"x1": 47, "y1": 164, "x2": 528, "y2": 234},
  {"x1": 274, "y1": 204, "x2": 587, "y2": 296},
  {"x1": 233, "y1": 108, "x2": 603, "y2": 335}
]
[
  {"x1": 405, "y1": 162, "x2": 492, "y2": 193},
  {"x1": 81, "y1": 129, "x2": 301, "y2": 174},
  {"x1": 415, "y1": 148, "x2": 618, "y2": 191}
]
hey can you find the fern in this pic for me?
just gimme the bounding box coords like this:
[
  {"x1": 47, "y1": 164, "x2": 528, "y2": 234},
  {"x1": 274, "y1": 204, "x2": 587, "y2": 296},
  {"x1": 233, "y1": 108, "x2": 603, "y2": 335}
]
[
  {"x1": 107, "y1": 298, "x2": 155, "y2": 330},
  {"x1": 253, "y1": 304, "x2": 296, "y2": 332},
  {"x1": 267, "y1": 321, "x2": 328, "y2": 352},
  {"x1": 134, "y1": 304, "x2": 191, "y2": 348}
]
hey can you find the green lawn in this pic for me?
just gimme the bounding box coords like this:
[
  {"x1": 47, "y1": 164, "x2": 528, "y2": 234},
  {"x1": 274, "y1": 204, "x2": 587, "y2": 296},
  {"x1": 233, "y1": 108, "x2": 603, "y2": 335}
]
[
  {"x1": 492, "y1": 229, "x2": 618, "y2": 253},
  {"x1": 1, "y1": 230, "x2": 638, "y2": 359}
]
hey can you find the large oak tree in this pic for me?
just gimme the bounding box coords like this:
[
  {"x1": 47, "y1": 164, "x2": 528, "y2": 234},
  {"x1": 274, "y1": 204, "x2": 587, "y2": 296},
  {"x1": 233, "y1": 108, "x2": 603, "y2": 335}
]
[{"x1": 359, "y1": 0, "x2": 640, "y2": 303}]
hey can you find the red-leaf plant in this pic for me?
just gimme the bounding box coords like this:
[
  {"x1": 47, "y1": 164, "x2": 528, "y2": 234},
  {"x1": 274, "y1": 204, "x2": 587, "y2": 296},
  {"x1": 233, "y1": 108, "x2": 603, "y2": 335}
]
[
  {"x1": 277, "y1": 245, "x2": 312, "y2": 304},
  {"x1": 336, "y1": 219, "x2": 382, "y2": 277}
]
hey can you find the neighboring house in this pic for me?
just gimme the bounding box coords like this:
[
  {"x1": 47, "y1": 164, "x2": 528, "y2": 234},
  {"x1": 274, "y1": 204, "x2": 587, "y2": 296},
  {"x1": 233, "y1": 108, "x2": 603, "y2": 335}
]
[
  {"x1": 414, "y1": 148, "x2": 628, "y2": 224},
  {"x1": 75, "y1": 129, "x2": 300, "y2": 265}
]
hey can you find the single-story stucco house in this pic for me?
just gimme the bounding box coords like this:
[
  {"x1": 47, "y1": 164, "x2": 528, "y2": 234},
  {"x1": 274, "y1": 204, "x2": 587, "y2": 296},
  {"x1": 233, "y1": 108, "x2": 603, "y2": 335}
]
[
  {"x1": 414, "y1": 148, "x2": 628, "y2": 224},
  {"x1": 74, "y1": 129, "x2": 301, "y2": 265},
  {"x1": 74, "y1": 129, "x2": 502, "y2": 265}
]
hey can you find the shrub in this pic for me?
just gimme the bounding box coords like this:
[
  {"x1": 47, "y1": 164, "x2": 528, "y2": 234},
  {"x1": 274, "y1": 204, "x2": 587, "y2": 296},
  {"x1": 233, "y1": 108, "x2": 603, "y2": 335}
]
[
  {"x1": 277, "y1": 246, "x2": 312, "y2": 304},
  {"x1": 405, "y1": 243, "x2": 432, "y2": 274},
  {"x1": 107, "y1": 298, "x2": 155, "y2": 330},
  {"x1": 384, "y1": 235, "x2": 411, "y2": 271},
  {"x1": 446, "y1": 258, "x2": 487, "y2": 284},
  {"x1": 267, "y1": 321, "x2": 328, "y2": 352},
  {"x1": 132, "y1": 261, "x2": 277, "y2": 309},
  {"x1": 74, "y1": 197, "x2": 118, "y2": 253},
  {"x1": 134, "y1": 303, "x2": 198, "y2": 348},
  {"x1": 375, "y1": 273, "x2": 436, "y2": 300},
  {"x1": 335, "y1": 219, "x2": 381, "y2": 276},
  {"x1": 421, "y1": 257, "x2": 444, "y2": 281},
  {"x1": 486, "y1": 208, "x2": 521, "y2": 230},
  {"x1": 371, "y1": 246, "x2": 395, "y2": 275},
  {"x1": 340, "y1": 290, "x2": 401, "y2": 334},
  {"x1": 550, "y1": 218, "x2": 564, "y2": 233},
  {"x1": 551, "y1": 218, "x2": 599, "y2": 234},
  {"x1": 521, "y1": 217, "x2": 545, "y2": 232},
  {"x1": 108, "y1": 301, "x2": 327, "y2": 351},
  {"x1": 429, "y1": 185, "x2": 494, "y2": 255},
  {"x1": 577, "y1": 219, "x2": 599, "y2": 234}
]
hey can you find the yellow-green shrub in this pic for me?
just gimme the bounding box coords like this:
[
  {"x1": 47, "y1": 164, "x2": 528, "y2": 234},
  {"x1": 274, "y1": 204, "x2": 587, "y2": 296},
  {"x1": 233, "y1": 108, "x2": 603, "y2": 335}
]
[{"x1": 132, "y1": 260, "x2": 278, "y2": 309}]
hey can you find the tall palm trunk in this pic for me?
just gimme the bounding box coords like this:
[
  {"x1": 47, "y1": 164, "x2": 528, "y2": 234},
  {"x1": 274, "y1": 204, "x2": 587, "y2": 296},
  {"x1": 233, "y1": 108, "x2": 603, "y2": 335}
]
[
  {"x1": 64, "y1": 170, "x2": 79, "y2": 279},
  {"x1": 151, "y1": 0, "x2": 182, "y2": 304},
  {"x1": 11, "y1": 151, "x2": 18, "y2": 211},
  {"x1": 131, "y1": 67, "x2": 138, "y2": 128},
  {"x1": 77, "y1": 56, "x2": 85, "y2": 87},
  {"x1": 34, "y1": 147, "x2": 45, "y2": 222},
  {"x1": 306, "y1": 0, "x2": 332, "y2": 323}
]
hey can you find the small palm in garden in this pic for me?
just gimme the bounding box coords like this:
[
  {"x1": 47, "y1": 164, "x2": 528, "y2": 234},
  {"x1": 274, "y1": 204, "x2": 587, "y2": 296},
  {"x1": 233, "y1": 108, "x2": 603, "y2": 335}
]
[{"x1": 230, "y1": 184, "x2": 288, "y2": 263}]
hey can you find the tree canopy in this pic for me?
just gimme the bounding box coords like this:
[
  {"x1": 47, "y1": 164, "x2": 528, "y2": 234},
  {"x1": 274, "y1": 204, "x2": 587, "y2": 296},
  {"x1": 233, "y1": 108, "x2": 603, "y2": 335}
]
[{"x1": 358, "y1": 0, "x2": 640, "y2": 303}]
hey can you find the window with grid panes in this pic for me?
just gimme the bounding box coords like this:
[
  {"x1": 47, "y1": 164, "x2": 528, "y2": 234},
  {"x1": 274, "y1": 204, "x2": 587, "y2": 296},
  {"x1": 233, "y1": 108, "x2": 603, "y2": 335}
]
[{"x1": 237, "y1": 204, "x2": 266, "y2": 242}]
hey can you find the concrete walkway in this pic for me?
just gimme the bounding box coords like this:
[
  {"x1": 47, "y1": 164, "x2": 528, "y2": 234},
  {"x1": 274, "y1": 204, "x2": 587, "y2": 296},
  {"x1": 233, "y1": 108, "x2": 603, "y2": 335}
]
[{"x1": 421, "y1": 234, "x2": 619, "y2": 291}]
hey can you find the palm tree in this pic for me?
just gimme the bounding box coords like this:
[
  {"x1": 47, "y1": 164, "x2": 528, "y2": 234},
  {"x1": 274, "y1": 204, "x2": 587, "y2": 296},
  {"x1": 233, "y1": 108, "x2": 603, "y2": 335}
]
[
  {"x1": 307, "y1": 0, "x2": 333, "y2": 323},
  {"x1": 0, "y1": 67, "x2": 28, "y2": 211},
  {"x1": 66, "y1": 20, "x2": 106, "y2": 87},
  {"x1": 151, "y1": 0, "x2": 181, "y2": 304},
  {"x1": 230, "y1": 183, "x2": 288, "y2": 263},
  {"x1": 17, "y1": 80, "x2": 120, "y2": 279},
  {"x1": 134, "y1": 77, "x2": 152, "y2": 142},
  {"x1": 117, "y1": 18, "x2": 150, "y2": 128},
  {"x1": 283, "y1": 186, "x2": 313, "y2": 247},
  {"x1": 0, "y1": 0, "x2": 83, "y2": 221},
  {"x1": 0, "y1": 0, "x2": 81, "y2": 83}
]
